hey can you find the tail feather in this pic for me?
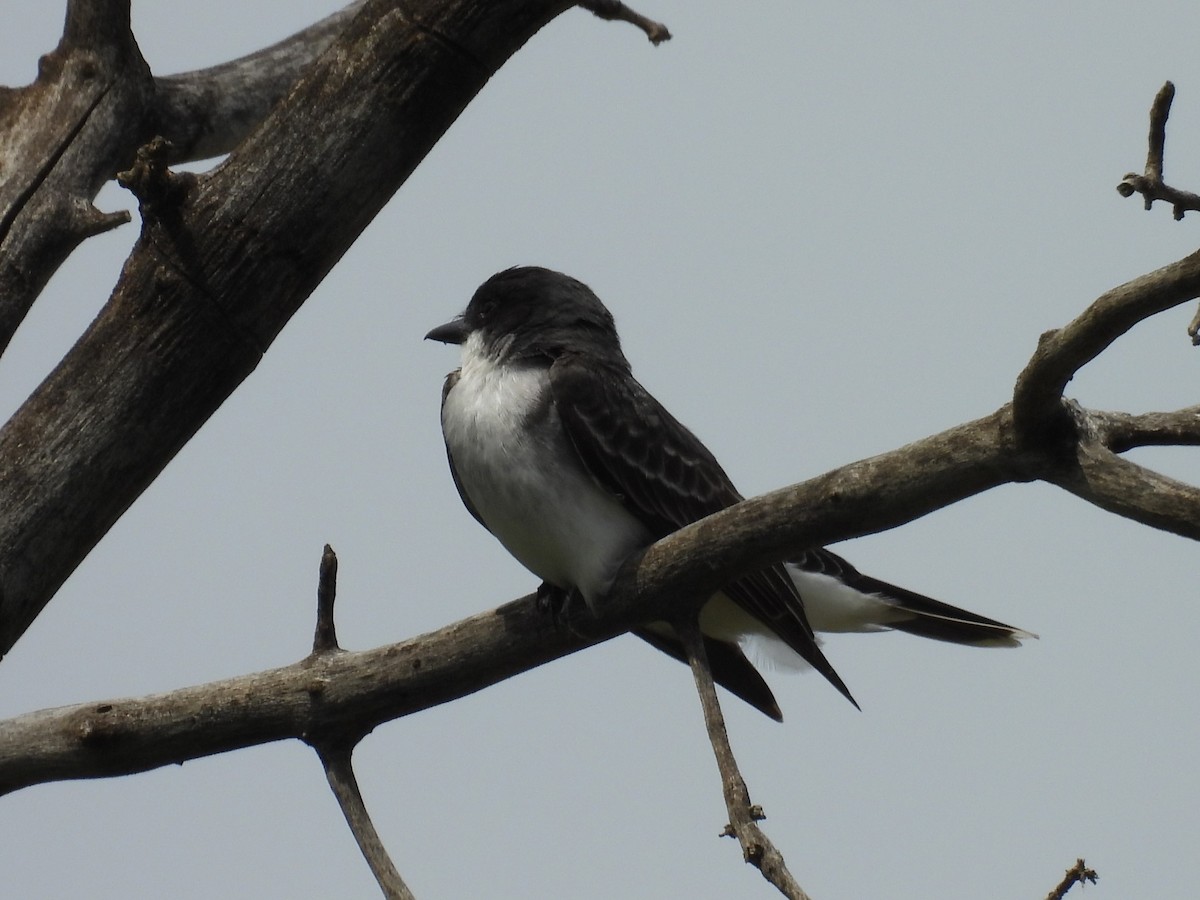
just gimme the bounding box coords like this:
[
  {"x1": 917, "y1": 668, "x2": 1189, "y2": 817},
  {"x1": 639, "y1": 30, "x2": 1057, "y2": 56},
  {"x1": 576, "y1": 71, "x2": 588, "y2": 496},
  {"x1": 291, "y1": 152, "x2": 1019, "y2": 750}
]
[
  {"x1": 858, "y1": 576, "x2": 1036, "y2": 646},
  {"x1": 790, "y1": 547, "x2": 1035, "y2": 647}
]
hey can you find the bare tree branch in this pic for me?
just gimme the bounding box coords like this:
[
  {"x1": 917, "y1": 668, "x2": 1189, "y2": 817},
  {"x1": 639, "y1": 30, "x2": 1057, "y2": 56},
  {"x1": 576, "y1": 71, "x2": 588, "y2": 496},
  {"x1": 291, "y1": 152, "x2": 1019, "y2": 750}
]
[
  {"x1": 3, "y1": 307, "x2": 1191, "y2": 790},
  {"x1": 0, "y1": 2, "x2": 372, "y2": 357},
  {"x1": 319, "y1": 745, "x2": 415, "y2": 900},
  {"x1": 1048, "y1": 427, "x2": 1200, "y2": 540},
  {"x1": 1117, "y1": 82, "x2": 1200, "y2": 220},
  {"x1": 1012, "y1": 248, "x2": 1200, "y2": 444},
  {"x1": 674, "y1": 615, "x2": 811, "y2": 900},
  {"x1": 0, "y1": 0, "x2": 150, "y2": 356},
  {"x1": 306, "y1": 546, "x2": 412, "y2": 899},
  {"x1": 0, "y1": 405, "x2": 1032, "y2": 796},
  {"x1": 153, "y1": 1, "x2": 368, "y2": 163},
  {"x1": 1044, "y1": 858, "x2": 1099, "y2": 900},
  {"x1": 1092, "y1": 405, "x2": 1200, "y2": 451},
  {"x1": 578, "y1": 0, "x2": 671, "y2": 44}
]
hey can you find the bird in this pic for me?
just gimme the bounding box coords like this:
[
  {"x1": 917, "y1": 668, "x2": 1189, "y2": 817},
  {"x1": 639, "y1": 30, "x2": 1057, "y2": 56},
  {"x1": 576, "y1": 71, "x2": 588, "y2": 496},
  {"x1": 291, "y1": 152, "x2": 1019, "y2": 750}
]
[{"x1": 426, "y1": 266, "x2": 1032, "y2": 720}]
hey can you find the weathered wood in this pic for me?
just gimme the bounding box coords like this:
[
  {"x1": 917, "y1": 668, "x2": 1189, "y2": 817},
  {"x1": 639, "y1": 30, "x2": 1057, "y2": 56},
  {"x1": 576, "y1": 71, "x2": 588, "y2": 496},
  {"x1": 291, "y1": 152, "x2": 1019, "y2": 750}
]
[{"x1": 0, "y1": 0, "x2": 571, "y2": 659}]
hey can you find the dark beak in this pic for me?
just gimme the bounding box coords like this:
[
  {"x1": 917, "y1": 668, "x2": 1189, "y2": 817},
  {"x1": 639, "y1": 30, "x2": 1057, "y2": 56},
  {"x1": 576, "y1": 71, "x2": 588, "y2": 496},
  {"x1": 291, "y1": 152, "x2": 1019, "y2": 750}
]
[{"x1": 425, "y1": 317, "x2": 469, "y2": 345}]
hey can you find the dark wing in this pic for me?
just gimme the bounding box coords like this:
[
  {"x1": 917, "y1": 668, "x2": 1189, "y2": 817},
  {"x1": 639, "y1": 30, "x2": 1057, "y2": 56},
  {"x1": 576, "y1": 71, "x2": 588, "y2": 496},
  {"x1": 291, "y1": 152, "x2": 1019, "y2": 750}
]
[
  {"x1": 440, "y1": 370, "x2": 488, "y2": 531},
  {"x1": 550, "y1": 357, "x2": 741, "y2": 535},
  {"x1": 793, "y1": 548, "x2": 1033, "y2": 646},
  {"x1": 551, "y1": 355, "x2": 857, "y2": 709}
]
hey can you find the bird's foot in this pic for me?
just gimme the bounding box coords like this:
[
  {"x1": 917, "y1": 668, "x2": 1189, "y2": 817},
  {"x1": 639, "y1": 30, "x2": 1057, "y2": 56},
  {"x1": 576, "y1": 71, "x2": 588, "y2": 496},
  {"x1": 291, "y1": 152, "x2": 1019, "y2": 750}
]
[{"x1": 536, "y1": 582, "x2": 587, "y2": 635}]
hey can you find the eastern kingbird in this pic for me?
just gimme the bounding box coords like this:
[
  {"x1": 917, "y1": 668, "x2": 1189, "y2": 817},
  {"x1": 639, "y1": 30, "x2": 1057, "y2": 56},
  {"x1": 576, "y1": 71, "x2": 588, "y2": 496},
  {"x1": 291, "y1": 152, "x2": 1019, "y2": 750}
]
[{"x1": 427, "y1": 266, "x2": 1031, "y2": 719}]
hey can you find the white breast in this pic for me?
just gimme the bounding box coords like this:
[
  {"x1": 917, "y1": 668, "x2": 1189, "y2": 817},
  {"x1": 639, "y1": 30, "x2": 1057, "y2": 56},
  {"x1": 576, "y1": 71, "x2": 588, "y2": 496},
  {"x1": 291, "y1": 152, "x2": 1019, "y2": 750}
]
[{"x1": 441, "y1": 339, "x2": 650, "y2": 606}]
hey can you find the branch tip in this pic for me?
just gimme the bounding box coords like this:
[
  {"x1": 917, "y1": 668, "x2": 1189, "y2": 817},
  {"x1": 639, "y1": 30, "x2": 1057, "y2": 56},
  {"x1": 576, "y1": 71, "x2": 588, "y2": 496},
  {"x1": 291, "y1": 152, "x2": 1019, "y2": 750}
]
[
  {"x1": 1044, "y1": 858, "x2": 1099, "y2": 900},
  {"x1": 74, "y1": 204, "x2": 131, "y2": 240},
  {"x1": 578, "y1": 1, "x2": 672, "y2": 44},
  {"x1": 312, "y1": 544, "x2": 340, "y2": 654}
]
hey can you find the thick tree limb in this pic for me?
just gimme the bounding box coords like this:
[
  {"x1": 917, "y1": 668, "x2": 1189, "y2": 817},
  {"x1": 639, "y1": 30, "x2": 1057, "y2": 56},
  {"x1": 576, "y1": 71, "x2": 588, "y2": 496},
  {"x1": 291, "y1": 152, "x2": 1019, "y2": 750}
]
[
  {"x1": 1049, "y1": 430, "x2": 1200, "y2": 540},
  {"x1": 0, "y1": 0, "x2": 150, "y2": 356},
  {"x1": 1013, "y1": 248, "x2": 1200, "y2": 444},
  {"x1": 2, "y1": 363, "x2": 1194, "y2": 796},
  {"x1": 0, "y1": 2, "x2": 369, "y2": 357},
  {"x1": 152, "y1": 1, "x2": 368, "y2": 163},
  {"x1": 0, "y1": 0, "x2": 575, "y2": 661},
  {"x1": 0, "y1": 403, "x2": 1005, "y2": 793},
  {"x1": 0, "y1": 405, "x2": 1034, "y2": 796}
]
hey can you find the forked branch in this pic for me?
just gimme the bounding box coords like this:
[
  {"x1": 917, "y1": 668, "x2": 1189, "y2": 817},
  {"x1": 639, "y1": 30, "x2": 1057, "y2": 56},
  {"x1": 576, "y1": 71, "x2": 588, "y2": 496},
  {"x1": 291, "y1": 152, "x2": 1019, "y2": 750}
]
[
  {"x1": 1117, "y1": 82, "x2": 1200, "y2": 220},
  {"x1": 307, "y1": 547, "x2": 411, "y2": 899}
]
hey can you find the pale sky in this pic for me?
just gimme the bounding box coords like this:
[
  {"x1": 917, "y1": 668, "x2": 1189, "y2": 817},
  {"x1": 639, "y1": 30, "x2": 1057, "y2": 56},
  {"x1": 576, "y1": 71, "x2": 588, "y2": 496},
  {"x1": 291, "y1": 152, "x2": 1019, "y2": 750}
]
[{"x1": 2, "y1": 2, "x2": 1199, "y2": 898}]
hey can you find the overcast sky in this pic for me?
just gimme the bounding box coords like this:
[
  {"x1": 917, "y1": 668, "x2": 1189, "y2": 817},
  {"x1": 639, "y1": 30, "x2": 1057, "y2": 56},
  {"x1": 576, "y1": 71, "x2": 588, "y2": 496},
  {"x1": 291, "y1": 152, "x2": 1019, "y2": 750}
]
[{"x1": 2, "y1": 2, "x2": 1199, "y2": 898}]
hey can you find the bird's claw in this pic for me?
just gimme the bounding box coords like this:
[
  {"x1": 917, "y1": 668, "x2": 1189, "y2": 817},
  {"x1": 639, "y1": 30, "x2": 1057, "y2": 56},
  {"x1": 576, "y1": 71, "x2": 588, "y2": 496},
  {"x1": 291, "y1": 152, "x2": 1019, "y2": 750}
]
[{"x1": 536, "y1": 582, "x2": 589, "y2": 636}]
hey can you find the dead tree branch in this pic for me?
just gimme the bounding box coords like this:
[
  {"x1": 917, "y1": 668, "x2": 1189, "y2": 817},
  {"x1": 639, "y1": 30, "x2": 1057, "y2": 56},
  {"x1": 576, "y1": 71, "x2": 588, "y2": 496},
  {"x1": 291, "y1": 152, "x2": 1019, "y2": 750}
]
[
  {"x1": 578, "y1": 0, "x2": 671, "y2": 44},
  {"x1": 1044, "y1": 858, "x2": 1099, "y2": 900},
  {"x1": 152, "y1": 1, "x2": 368, "y2": 163},
  {"x1": 0, "y1": 1, "x2": 370, "y2": 358},
  {"x1": 319, "y1": 745, "x2": 414, "y2": 900},
  {"x1": 1091, "y1": 405, "x2": 1200, "y2": 451},
  {"x1": 0, "y1": 0, "x2": 149, "y2": 356},
  {"x1": 2, "y1": 355, "x2": 1196, "y2": 796},
  {"x1": 307, "y1": 547, "x2": 412, "y2": 900},
  {"x1": 1117, "y1": 82, "x2": 1200, "y2": 220},
  {"x1": 0, "y1": 407, "x2": 1023, "y2": 796},
  {"x1": 1013, "y1": 248, "x2": 1200, "y2": 444},
  {"x1": 1113, "y1": 83, "x2": 1200, "y2": 344},
  {"x1": 674, "y1": 616, "x2": 811, "y2": 900},
  {"x1": 0, "y1": 0, "x2": 577, "y2": 661},
  {"x1": 312, "y1": 544, "x2": 342, "y2": 655}
]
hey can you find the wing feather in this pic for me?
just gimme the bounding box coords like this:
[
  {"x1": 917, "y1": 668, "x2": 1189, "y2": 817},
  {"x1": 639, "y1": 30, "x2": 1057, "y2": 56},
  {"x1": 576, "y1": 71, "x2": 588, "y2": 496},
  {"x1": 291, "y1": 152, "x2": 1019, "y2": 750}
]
[{"x1": 551, "y1": 356, "x2": 856, "y2": 706}]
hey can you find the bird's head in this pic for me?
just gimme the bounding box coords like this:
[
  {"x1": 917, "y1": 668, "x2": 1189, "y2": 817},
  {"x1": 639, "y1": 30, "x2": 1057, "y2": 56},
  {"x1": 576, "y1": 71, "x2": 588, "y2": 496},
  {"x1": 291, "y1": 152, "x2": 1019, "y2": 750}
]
[{"x1": 426, "y1": 266, "x2": 628, "y2": 365}]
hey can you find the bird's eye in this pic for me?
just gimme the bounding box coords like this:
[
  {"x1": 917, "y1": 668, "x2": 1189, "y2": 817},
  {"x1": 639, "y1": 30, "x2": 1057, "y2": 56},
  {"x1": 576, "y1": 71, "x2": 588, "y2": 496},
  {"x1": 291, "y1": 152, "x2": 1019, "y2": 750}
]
[{"x1": 469, "y1": 299, "x2": 494, "y2": 326}]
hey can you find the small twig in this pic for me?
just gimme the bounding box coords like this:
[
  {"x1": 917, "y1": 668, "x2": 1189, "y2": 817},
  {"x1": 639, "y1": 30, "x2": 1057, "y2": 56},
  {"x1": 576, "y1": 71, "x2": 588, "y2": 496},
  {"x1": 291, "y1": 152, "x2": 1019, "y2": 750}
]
[
  {"x1": 1044, "y1": 858, "x2": 1099, "y2": 900},
  {"x1": 1117, "y1": 82, "x2": 1200, "y2": 220},
  {"x1": 671, "y1": 616, "x2": 812, "y2": 900},
  {"x1": 578, "y1": 0, "x2": 671, "y2": 44},
  {"x1": 1145, "y1": 82, "x2": 1172, "y2": 185},
  {"x1": 312, "y1": 544, "x2": 340, "y2": 654},
  {"x1": 319, "y1": 744, "x2": 415, "y2": 900}
]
